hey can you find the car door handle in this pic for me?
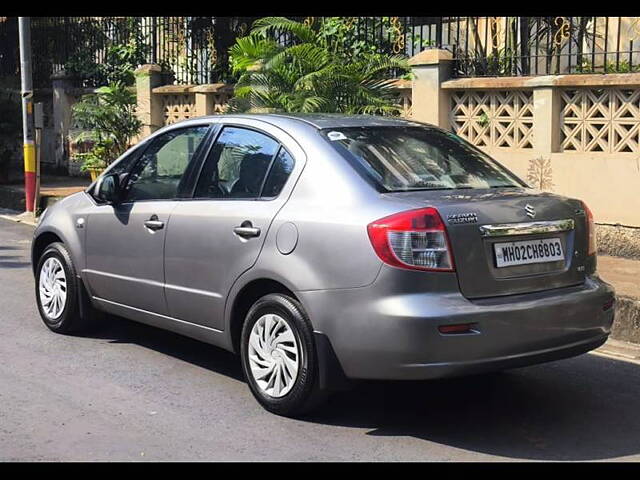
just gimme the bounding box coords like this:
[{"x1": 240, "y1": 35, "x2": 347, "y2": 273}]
[
  {"x1": 144, "y1": 215, "x2": 164, "y2": 231},
  {"x1": 234, "y1": 221, "x2": 260, "y2": 239}
]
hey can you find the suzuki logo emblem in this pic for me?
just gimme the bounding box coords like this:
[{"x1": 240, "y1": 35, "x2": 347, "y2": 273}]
[{"x1": 525, "y1": 204, "x2": 536, "y2": 219}]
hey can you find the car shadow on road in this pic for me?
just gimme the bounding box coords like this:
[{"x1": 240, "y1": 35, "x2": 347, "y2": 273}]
[
  {"x1": 84, "y1": 314, "x2": 244, "y2": 382},
  {"x1": 303, "y1": 354, "x2": 640, "y2": 461},
  {"x1": 84, "y1": 315, "x2": 640, "y2": 461}
]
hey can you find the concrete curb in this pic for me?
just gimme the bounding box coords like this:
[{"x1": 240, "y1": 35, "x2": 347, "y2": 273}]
[
  {"x1": 593, "y1": 338, "x2": 640, "y2": 364},
  {"x1": 0, "y1": 209, "x2": 38, "y2": 227}
]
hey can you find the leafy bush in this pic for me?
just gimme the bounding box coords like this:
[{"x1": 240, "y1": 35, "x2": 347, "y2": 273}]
[
  {"x1": 228, "y1": 17, "x2": 410, "y2": 115},
  {"x1": 71, "y1": 84, "x2": 142, "y2": 171}
]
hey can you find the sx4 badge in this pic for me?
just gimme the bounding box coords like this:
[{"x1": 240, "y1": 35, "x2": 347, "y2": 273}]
[{"x1": 447, "y1": 212, "x2": 478, "y2": 224}]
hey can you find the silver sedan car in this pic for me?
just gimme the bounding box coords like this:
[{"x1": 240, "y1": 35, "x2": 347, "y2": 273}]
[{"x1": 32, "y1": 114, "x2": 615, "y2": 416}]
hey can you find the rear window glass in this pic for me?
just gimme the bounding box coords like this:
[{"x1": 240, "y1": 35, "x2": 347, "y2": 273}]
[{"x1": 323, "y1": 126, "x2": 526, "y2": 191}]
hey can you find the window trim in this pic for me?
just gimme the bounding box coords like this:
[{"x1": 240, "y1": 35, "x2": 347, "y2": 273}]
[
  {"x1": 119, "y1": 123, "x2": 215, "y2": 205},
  {"x1": 190, "y1": 124, "x2": 292, "y2": 202}
]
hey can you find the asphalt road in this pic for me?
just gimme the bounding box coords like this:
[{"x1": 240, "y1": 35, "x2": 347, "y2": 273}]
[{"x1": 1, "y1": 216, "x2": 640, "y2": 462}]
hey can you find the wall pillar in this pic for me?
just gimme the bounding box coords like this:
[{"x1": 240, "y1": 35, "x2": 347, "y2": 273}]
[
  {"x1": 194, "y1": 89, "x2": 215, "y2": 117},
  {"x1": 532, "y1": 86, "x2": 562, "y2": 155},
  {"x1": 134, "y1": 64, "x2": 164, "y2": 137},
  {"x1": 408, "y1": 49, "x2": 454, "y2": 129},
  {"x1": 51, "y1": 71, "x2": 74, "y2": 169}
]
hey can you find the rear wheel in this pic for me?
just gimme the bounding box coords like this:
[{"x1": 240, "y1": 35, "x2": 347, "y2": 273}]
[
  {"x1": 35, "y1": 242, "x2": 101, "y2": 334},
  {"x1": 240, "y1": 293, "x2": 327, "y2": 417}
]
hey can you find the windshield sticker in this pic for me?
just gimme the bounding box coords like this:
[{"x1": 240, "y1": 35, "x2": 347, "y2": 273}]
[{"x1": 327, "y1": 131, "x2": 348, "y2": 141}]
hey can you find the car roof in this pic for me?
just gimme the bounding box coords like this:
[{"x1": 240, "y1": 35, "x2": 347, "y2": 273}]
[{"x1": 193, "y1": 113, "x2": 429, "y2": 130}]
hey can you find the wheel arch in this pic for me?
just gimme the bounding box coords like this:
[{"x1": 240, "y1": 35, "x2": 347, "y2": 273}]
[
  {"x1": 227, "y1": 277, "x2": 299, "y2": 355},
  {"x1": 31, "y1": 230, "x2": 65, "y2": 274}
]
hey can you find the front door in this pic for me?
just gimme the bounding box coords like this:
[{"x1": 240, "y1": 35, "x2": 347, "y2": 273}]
[
  {"x1": 164, "y1": 124, "x2": 300, "y2": 330},
  {"x1": 84, "y1": 125, "x2": 210, "y2": 314}
]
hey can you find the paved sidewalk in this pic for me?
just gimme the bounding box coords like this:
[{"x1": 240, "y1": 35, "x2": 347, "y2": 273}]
[{"x1": 0, "y1": 175, "x2": 90, "y2": 212}]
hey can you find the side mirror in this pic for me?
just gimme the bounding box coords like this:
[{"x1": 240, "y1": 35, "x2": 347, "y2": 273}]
[{"x1": 95, "y1": 172, "x2": 122, "y2": 204}]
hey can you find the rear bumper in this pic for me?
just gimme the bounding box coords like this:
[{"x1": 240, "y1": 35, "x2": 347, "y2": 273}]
[{"x1": 298, "y1": 268, "x2": 615, "y2": 380}]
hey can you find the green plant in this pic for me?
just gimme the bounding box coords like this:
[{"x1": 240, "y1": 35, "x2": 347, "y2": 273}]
[
  {"x1": 228, "y1": 17, "x2": 410, "y2": 115},
  {"x1": 478, "y1": 112, "x2": 490, "y2": 128},
  {"x1": 73, "y1": 137, "x2": 115, "y2": 172},
  {"x1": 577, "y1": 59, "x2": 640, "y2": 74},
  {"x1": 71, "y1": 84, "x2": 142, "y2": 171}
]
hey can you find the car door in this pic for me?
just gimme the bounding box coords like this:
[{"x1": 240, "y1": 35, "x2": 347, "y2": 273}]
[
  {"x1": 84, "y1": 124, "x2": 211, "y2": 315},
  {"x1": 163, "y1": 122, "x2": 302, "y2": 330}
]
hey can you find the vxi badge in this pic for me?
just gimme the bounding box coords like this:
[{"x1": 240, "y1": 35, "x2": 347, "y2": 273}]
[{"x1": 447, "y1": 212, "x2": 478, "y2": 224}]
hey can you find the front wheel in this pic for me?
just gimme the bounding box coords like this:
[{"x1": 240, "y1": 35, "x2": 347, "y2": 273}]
[
  {"x1": 240, "y1": 293, "x2": 327, "y2": 417},
  {"x1": 35, "y1": 242, "x2": 101, "y2": 334}
]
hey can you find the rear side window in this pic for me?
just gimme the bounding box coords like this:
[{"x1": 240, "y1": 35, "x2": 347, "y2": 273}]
[
  {"x1": 324, "y1": 126, "x2": 525, "y2": 192},
  {"x1": 194, "y1": 126, "x2": 280, "y2": 199},
  {"x1": 262, "y1": 148, "x2": 295, "y2": 197}
]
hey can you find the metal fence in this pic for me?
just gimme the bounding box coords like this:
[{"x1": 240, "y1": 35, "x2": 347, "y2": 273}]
[
  {"x1": 1, "y1": 16, "x2": 640, "y2": 88},
  {"x1": 449, "y1": 17, "x2": 640, "y2": 77}
]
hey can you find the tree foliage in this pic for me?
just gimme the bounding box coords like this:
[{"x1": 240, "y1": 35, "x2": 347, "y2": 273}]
[{"x1": 228, "y1": 17, "x2": 409, "y2": 115}]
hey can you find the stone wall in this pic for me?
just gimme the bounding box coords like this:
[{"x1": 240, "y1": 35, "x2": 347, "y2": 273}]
[{"x1": 134, "y1": 64, "x2": 234, "y2": 139}]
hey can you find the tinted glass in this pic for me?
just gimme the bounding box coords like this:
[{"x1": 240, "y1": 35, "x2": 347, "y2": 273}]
[
  {"x1": 125, "y1": 126, "x2": 209, "y2": 201},
  {"x1": 324, "y1": 126, "x2": 525, "y2": 191},
  {"x1": 262, "y1": 148, "x2": 295, "y2": 197},
  {"x1": 195, "y1": 127, "x2": 279, "y2": 199}
]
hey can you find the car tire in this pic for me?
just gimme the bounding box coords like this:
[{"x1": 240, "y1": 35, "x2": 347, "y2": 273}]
[
  {"x1": 35, "y1": 242, "x2": 102, "y2": 334},
  {"x1": 240, "y1": 293, "x2": 327, "y2": 417}
]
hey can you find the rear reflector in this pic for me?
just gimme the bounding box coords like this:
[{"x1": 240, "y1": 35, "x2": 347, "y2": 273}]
[
  {"x1": 438, "y1": 323, "x2": 478, "y2": 334},
  {"x1": 367, "y1": 207, "x2": 455, "y2": 272},
  {"x1": 603, "y1": 298, "x2": 615, "y2": 311}
]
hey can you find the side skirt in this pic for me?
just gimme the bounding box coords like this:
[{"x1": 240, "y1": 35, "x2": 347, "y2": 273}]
[{"x1": 92, "y1": 296, "x2": 232, "y2": 351}]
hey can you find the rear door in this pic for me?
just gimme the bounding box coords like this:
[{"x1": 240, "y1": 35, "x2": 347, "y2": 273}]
[{"x1": 163, "y1": 121, "x2": 303, "y2": 330}]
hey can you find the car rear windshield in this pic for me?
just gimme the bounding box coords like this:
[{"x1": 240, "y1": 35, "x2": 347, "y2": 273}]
[{"x1": 323, "y1": 126, "x2": 526, "y2": 191}]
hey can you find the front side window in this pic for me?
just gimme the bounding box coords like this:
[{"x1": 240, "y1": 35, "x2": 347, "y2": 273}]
[
  {"x1": 195, "y1": 126, "x2": 279, "y2": 199},
  {"x1": 324, "y1": 126, "x2": 526, "y2": 192},
  {"x1": 89, "y1": 147, "x2": 140, "y2": 199},
  {"x1": 125, "y1": 126, "x2": 209, "y2": 202}
]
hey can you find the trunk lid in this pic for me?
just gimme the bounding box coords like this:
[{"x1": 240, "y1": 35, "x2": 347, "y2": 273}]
[{"x1": 382, "y1": 188, "x2": 589, "y2": 298}]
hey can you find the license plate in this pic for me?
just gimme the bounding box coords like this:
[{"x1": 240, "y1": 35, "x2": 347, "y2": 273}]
[{"x1": 494, "y1": 238, "x2": 564, "y2": 268}]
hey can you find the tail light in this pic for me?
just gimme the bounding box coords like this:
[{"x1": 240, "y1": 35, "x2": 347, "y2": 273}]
[
  {"x1": 367, "y1": 207, "x2": 455, "y2": 272},
  {"x1": 582, "y1": 201, "x2": 597, "y2": 256}
]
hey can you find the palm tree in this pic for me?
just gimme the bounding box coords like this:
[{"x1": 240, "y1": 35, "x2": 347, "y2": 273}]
[{"x1": 228, "y1": 17, "x2": 410, "y2": 115}]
